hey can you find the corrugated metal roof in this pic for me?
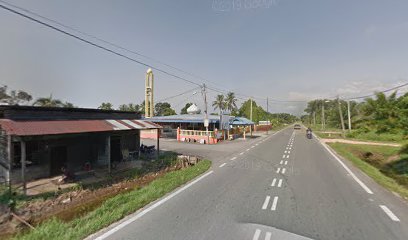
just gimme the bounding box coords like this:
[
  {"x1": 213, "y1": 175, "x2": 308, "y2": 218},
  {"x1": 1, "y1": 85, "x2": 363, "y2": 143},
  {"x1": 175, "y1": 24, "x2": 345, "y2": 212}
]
[
  {"x1": 0, "y1": 119, "x2": 161, "y2": 137},
  {"x1": 146, "y1": 114, "x2": 254, "y2": 126},
  {"x1": 230, "y1": 117, "x2": 254, "y2": 125},
  {"x1": 146, "y1": 114, "x2": 221, "y2": 124}
]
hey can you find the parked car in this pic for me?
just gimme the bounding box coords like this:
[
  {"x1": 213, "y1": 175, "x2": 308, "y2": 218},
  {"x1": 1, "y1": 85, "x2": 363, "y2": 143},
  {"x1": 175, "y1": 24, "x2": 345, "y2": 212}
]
[{"x1": 294, "y1": 124, "x2": 301, "y2": 129}]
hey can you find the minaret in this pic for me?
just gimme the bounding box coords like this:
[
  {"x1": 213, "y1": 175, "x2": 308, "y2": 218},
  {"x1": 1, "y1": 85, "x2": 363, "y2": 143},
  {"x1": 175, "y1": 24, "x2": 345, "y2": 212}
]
[{"x1": 145, "y1": 68, "x2": 154, "y2": 118}]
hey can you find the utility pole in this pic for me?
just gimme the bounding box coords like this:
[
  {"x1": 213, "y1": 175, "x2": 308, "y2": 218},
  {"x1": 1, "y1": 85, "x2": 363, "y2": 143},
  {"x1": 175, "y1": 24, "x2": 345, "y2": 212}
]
[
  {"x1": 250, "y1": 97, "x2": 253, "y2": 121},
  {"x1": 266, "y1": 97, "x2": 269, "y2": 135},
  {"x1": 347, "y1": 100, "x2": 351, "y2": 132},
  {"x1": 201, "y1": 84, "x2": 209, "y2": 144},
  {"x1": 337, "y1": 97, "x2": 346, "y2": 137},
  {"x1": 313, "y1": 111, "x2": 316, "y2": 127},
  {"x1": 250, "y1": 97, "x2": 253, "y2": 137},
  {"x1": 321, "y1": 100, "x2": 325, "y2": 130}
]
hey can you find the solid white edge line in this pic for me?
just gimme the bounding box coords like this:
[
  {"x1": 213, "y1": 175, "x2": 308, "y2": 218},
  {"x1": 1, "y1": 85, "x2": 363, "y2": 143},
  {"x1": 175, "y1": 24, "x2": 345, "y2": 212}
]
[
  {"x1": 319, "y1": 138, "x2": 374, "y2": 194},
  {"x1": 271, "y1": 196, "x2": 278, "y2": 211},
  {"x1": 253, "y1": 229, "x2": 261, "y2": 240},
  {"x1": 379, "y1": 205, "x2": 400, "y2": 222},
  {"x1": 92, "y1": 170, "x2": 214, "y2": 240},
  {"x1": 219, "y1": 163, "x2": 227, "y2": 168},
  {"x1": 262, "y1": 196, "x2": 271, "y2": 209}
]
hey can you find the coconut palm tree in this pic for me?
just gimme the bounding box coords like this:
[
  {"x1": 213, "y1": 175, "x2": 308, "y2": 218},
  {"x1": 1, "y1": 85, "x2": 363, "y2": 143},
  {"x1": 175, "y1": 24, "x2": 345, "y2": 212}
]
[
  {"x1": 33, "y1": 95, "x2": 64, "y2": 107},
  {"x1": 225, "y1": 92, "x2": 237, "y2": 112},
  {"x1": 212, "y1": 94, "x2": 225, "y2": 115}
]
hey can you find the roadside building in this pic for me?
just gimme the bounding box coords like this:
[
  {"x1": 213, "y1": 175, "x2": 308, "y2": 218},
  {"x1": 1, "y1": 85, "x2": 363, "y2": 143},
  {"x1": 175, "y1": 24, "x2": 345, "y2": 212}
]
[
  {"x1": 0, "y1": 105, "x2": 161, "y2": 193},
  {"x1": 141, "y1": 106, "x2": 254, "y2": 143}
]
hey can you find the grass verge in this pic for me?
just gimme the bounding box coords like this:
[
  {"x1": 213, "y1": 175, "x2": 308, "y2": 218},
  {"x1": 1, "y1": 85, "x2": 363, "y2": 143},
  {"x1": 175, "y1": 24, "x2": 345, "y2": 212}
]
[
  {"x1": 328, "y1": 143, "x2": 408, "y2": 200},
  {"x1": 14, "y1": 159, "x2": 211, "y2": 240}
]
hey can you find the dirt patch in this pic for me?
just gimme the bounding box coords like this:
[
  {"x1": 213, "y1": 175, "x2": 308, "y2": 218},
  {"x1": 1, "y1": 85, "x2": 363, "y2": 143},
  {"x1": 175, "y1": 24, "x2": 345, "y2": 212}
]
[
  {"x1": 321, "y1": 138, "x2": 402, "y2": 147},
  {"x1": 355, "y1": 150, "x2": 384, "y2": 166},
  {"x1": 0, "y1": 163, "x2": 183, "y2": 239}
]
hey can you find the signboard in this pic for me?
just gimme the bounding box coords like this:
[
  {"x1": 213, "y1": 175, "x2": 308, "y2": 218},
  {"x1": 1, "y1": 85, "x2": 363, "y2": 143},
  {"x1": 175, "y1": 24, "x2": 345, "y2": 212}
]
[
  {"x1": 204, "y1": 118, "x2": 209, "y2": 128},
  {"x1": 220, "y1": 113, "x2": 230, "y2": 130}
]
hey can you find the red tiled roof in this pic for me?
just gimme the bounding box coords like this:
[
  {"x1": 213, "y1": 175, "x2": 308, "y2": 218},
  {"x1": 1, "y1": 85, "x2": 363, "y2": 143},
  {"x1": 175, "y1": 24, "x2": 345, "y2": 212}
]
[{"x1": 0, "y1": 119, "x2": 161, "y2": 136}]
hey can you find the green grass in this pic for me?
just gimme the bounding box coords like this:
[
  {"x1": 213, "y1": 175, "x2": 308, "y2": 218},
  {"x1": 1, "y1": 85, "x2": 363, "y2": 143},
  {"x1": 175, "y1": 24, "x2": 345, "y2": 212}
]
[
  {"x1": 328, "y1": 143, "x2": 408, "y2": 199},
  {"x1": 14, "y1": 160, "x2": 211, "y2": 240},
  {"x1": 346, "y1": 131, "x2": 406, "y2": 143}
]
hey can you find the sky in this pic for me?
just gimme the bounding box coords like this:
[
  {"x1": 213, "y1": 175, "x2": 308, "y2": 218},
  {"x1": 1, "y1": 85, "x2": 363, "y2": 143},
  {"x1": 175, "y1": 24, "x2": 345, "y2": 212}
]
[{"x1": 1, "y1": 0, "x2": 408, "y2": 115}]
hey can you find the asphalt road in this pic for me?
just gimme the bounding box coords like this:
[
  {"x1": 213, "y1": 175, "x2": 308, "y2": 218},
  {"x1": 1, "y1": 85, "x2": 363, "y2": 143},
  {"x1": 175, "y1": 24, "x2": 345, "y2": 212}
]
[{"x1": 89, "y1": 127, "x2": 408, "y2": 240}]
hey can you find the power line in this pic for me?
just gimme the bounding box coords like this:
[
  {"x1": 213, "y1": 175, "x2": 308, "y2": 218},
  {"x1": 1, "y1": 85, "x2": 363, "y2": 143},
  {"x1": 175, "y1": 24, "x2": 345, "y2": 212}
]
[
  {"x1": 0, "y1": 0, "x2": 240, "y2": 94},
  {"x1": 0, "y1": 1, "x2": 297, "y2": 103},
  {"x1": 156, "y1": 87, "x2": 200, "y2": 103},
  {"x1": 344, "y1": 82, "x2": 408, "y2": 100},
  {"x1": 7, "y1": 1, "x2": 400, "y2": 105},
  {"x1": 0, "y1": 3, "x2": 205, "y2": 88}
]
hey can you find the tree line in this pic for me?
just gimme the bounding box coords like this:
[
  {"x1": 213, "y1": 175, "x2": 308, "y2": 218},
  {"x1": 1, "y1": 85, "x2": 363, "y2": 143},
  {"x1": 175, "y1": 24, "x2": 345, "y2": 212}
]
[
  {"x1": 211, "y1": 92, "x2": 298, "y2": 124},
  {"x1": 0, "y1": 86, "x2": 75, "y2": 107},
  {"x1": 302, "y1": 91, "x2": 408, "y2": 137}
]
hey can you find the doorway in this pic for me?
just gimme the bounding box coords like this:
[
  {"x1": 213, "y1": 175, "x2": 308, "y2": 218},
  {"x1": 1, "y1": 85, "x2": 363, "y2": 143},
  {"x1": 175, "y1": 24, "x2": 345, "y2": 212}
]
[
  {"x1": 110, "y1": 137, "x2": 121, "y2": 162},
  {"x1": 50, "y1": 146, "x2": 67, "y2": 176}
]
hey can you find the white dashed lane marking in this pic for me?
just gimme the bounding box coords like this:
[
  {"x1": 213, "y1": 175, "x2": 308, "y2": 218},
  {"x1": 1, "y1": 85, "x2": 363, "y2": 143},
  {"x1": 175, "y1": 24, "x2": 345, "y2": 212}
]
[
  {"x1": 262, "y1": 196, "x2": 271, "y2": 210},
  {"x1": 271, "y1": 178, "x2": 276, "y2": 186},
  {"x1": 280, "y1": 160, "x2": 283, "y2": 164},
  {"x1": 278, "y1": 179, "x2": 283, "y2": 187},
  {"x1": 284, "y1": 161, "x2": 288, "y2": 165},
  {"x1": 239, "y1": 152, "x2": 244, "y2": 155},
  {"x1": 277, "y1": 168, "x2": 281, "y2": 173},
  {"x1": 282, "y1": 168, "x2": 286, "y2": 174},
  {"x1": 253, "y1": 229, "x2": 261, "y2": 240},
  {"x1": 271, "y1": 196, "x2": 279, "y2": 211},
  {"x1": 219, "y1": 163, "x2": 226, "y2": 168},
  {"x1": 230, "y1": 157, "x2": 237, "y2": 161}
]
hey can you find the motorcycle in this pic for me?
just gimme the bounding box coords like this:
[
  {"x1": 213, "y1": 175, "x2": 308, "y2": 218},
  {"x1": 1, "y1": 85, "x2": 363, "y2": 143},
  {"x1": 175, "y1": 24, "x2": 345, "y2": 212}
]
[
  {"x1": 306, "y1": 130, "x2": 313, "y2": 139},
  {"x1": 140, "y1": 144, "x2": 156, "y2": 154}
]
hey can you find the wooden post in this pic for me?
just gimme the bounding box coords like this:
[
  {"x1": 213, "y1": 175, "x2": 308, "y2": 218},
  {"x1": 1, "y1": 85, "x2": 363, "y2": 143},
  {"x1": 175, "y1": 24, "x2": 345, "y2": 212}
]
[
  {"x1": 7, "y1": 135, "x2": 12, "y2": 193},
  {"x1": 6, "y1": 135, "x2": 11, "y2": 184},
  {"x1": 156, "y1": 129, "x2": 160, "y2": 162},
  {"x1": 20, "y1": 140, "x2": 26, "y2": 195},
  {"x1": 337, "y1": 97, "x2": 346, "y2": 138},
  {"x1": 106, "y1": 136, "x2": 111, "y2": 173}
]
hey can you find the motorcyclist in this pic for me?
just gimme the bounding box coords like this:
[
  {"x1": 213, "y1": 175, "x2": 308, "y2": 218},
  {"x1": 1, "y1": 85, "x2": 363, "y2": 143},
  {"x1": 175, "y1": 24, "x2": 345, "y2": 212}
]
[{"x1": 306, "y1": 127, "x2": 312, "y2": 139}]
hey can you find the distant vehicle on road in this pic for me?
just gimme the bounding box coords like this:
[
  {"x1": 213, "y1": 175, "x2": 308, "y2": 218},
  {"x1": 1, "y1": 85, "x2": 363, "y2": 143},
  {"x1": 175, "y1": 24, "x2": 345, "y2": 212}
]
[{"x1": 294, "y1": 124, "x2": 301, "y2": 129}]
